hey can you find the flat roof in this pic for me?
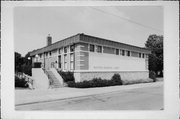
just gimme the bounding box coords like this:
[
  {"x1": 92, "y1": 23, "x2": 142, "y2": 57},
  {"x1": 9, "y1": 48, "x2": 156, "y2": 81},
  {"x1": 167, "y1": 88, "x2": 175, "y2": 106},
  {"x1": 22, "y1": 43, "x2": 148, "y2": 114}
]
[{"x1": 30, "y1": 33, "x2": 151, "y2": 56}]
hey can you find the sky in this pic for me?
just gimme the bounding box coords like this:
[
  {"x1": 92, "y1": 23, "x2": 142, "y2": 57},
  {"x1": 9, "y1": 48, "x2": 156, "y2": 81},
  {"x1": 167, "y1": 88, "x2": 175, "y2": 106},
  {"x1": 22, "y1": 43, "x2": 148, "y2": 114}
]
[{"x1": 14, "y1": 6, "x2": 163, "y2": 56}]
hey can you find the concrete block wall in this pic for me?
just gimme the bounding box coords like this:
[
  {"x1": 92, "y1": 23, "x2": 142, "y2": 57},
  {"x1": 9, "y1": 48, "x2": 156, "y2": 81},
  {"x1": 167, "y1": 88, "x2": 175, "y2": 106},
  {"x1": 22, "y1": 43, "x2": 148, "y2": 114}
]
[{"x1": 74, "y1": 71, "x2": 149, "y2": 82}]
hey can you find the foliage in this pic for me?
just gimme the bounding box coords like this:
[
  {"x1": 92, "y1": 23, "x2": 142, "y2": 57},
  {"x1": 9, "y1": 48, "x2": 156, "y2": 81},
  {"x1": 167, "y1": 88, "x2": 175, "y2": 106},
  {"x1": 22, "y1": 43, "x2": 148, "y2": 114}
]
[
  {"x1": 111, "y1": 73, "x2": 123, "y2": 85},
  {"x1": 15, "y1": 52, "x2": 32, "y2": 76},
  {"x1": 122, "y1": 78, "x2": 153, "y2": 85},
  {"x1": 15, "y1": 76, "x2": 28, "y2": 88},
  {"x1": 145, "y1": 34, "x2": 163, "y2": 77},
  {"x1": 58, "y1": 70, "x2": 75, "y2": 82},
  {"x1": 67, "y1": 74, "x2": 123, "y2": 88},
  {"x1": 149, "y1": 71, "x2": 157, "y2": 82}
]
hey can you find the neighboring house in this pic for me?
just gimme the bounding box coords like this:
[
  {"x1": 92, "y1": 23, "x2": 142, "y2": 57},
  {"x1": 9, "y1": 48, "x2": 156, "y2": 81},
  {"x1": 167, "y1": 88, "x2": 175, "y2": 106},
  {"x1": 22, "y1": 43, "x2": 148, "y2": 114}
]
[{"x1": 30, "y1": 33, "x2": 151, "y2": 82}]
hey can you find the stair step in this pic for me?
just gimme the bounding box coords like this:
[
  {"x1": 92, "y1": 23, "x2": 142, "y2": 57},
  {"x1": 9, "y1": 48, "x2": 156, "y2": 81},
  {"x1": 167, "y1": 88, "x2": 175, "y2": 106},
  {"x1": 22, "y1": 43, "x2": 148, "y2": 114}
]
[{"x1": 46, "y1": 70, "x2": 62, "y2": 89}]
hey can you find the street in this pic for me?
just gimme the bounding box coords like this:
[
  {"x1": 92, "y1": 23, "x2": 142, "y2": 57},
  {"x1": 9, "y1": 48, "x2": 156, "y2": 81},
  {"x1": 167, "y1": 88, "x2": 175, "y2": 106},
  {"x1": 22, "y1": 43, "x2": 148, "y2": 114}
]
[{"x1": 16, "y1": 83, "x2": 163, "y2": 110}]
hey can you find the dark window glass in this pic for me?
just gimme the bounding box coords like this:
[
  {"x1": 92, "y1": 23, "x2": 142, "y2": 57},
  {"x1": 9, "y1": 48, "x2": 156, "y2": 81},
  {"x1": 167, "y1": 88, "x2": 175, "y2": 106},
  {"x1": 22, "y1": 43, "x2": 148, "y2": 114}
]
[
  {"x1": 90, "y1": 44, "x2": 95, "y2": 52},
  {"x1": 122, "y1": 50, "x2": 125, "y2": 56},
  {"x1": 70, "y1": 45, "x2": 75, "y2": 52},
  {"x1": 127, "y1": 51, "x2": 130, "y2": 56},
  {"x1": 142, "y1": 53, "x2": 145, "y2": 58},
  {"x1": 64, "y1": 47, "x2": 67, "y2": 53},
  {"x1": 116, "y1": 49, "x2": 119, "y2": 55},
  {"x1": 139, "y1": 53, "x2": 141, "y2": 58}
]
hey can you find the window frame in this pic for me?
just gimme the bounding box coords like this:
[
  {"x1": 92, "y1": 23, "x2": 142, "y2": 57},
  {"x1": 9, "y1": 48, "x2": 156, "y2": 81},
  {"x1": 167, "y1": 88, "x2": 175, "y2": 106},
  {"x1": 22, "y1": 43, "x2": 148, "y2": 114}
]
[
  {"x1": 89, "y1": 44, "x2": 95, "y2": 52},
  {"x1": 97, "y1": 45, "x2": 102, "y2": 53},
  {"x1": 115, "y1": 49, "x2": 119, "y2": 55}
]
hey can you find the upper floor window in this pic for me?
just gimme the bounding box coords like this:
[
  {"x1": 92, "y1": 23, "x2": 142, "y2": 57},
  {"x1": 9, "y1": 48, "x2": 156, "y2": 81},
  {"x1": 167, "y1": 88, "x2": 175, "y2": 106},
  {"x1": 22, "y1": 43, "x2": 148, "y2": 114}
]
[
  {"x1": 45, "y1": 52, "x2": 48, "y2": 57},
  {"x1": 97, "y1": 45, "x2": 102, "y2": 53},
  {"x1": 120, "y1": 50, "x2": 125, "y2": 56},
  {"x1": 89, "y1": 44, "x2": 95, "y2": 52},
  {"x1": 64, "y1": 47, "x2": 67, "y2": 53},
  {"x1": 127, "y1": 51, "x2": 130, "y2": 56},
  {"x1": 115, "y1": 49, "x2": 119, "y2": 55},
  {"x1": 59, "y1": 48, "x2": 62, "y2": 54},
  {"x1": 139, "y1": 53, "x2": 141, "y2": 58},
  {"x1": 70, "y1": 45, "x2": 75, "y2": 52},
  {"x1": 39, "y1": 54, "x2": 42, "y2": 58},
  {"x1": 70, "y1": 53, "x2": 74, "y2": 70},
  {"x1": 142, "y1": 53, "x2": 145, "y2": 58},
  {"x1": 64, "y1": 54, "x2": 67, "y2": 70}
]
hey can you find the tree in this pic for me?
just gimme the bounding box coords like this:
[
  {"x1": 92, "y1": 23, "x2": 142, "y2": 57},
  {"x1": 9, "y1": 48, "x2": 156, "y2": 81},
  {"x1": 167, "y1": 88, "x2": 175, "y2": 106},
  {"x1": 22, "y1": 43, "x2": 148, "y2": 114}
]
[
  {"x1": 145, "y1": 34, "x2": 163, "y2": 77},
  {"x1": 15, "y1": 52, "x2": 32, "y2": 75}
]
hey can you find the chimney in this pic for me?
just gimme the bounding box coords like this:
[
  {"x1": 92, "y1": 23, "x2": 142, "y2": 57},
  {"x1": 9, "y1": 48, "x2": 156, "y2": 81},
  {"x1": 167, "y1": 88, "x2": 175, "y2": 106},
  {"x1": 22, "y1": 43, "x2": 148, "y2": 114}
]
[{"x1": 47, "y1": 34, "x2": 52, "y2": 46}]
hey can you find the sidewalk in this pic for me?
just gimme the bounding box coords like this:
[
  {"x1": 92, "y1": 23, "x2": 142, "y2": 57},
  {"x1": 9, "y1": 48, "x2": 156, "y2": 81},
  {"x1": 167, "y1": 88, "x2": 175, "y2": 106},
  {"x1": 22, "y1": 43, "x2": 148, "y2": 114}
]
[{"x1": 15, "y1": 81, "x2": 163, "y2": 106}]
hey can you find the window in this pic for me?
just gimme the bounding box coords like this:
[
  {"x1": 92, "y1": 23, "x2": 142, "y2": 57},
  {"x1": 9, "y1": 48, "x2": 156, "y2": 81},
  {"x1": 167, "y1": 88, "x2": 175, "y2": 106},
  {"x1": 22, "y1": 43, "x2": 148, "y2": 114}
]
[
  {"x1": 115, "y1": 49, "x2": 119, "y2": 55},
  {"x1": 49, "y1": 52, "x2": 51, "y2": 56},
  {"x1": 89, "y1": 44, "x2": 95, "y2": 52},
  {"x1": 58, "y1": 55, "x2": 61, "y2": 68},
  {"x1": 142, "y1": 53, "x2": 145, "y2": 58},
  {"x1": 139, "y1": 53, "x2": 141, "y2": 58},
  {"x1": 64, "y1": 54, "x2": 67, "y2": 70},
  {"x1": 70, "y1": 45, "x2": 75, "y2": 52},
  {"x1": 70, "y1": 53, "x2": 74, "y2": 70},
  {"x1": 64, "y1": 47, "x2": 67, "y2": 53},
  {"x1": 97, "y1": 45, "x2": 102, "y2": 53},
  {"x1": 59, "y1": 48, "x2": 62, "y2": 54},
  {"x1": 127, "y1": 51, "x2": 130, "y2": 56},
  {"x1": 45, "y1": 52, "x2": 48, "y2": 57},
  {"x1": 39, "y1": 54, "x2": 42, "y2": 58},
  {"x1": 120, "y1": 50, "x2": 125, "y2": 56}
]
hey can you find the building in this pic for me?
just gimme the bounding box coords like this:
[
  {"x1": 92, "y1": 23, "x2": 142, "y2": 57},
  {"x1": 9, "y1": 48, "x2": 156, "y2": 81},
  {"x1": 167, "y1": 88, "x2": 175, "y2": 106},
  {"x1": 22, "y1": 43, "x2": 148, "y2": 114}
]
[{"x1": 30, "y1": 33, "x2": 151, "y2": 82}]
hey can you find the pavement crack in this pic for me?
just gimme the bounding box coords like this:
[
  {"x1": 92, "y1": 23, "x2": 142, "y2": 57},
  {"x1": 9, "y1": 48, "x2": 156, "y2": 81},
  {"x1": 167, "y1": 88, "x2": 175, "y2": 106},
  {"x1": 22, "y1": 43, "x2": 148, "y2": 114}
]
[{"x1": 91, "y1": 96, "x2": 106, "y2": 102}]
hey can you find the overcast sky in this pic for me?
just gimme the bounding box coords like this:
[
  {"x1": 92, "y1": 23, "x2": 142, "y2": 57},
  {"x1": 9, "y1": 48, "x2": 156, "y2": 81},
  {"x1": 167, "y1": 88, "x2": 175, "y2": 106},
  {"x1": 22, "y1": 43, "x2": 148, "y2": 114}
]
[{"x1": 14, "y1": 6, "x2": 163, "y2": 56}]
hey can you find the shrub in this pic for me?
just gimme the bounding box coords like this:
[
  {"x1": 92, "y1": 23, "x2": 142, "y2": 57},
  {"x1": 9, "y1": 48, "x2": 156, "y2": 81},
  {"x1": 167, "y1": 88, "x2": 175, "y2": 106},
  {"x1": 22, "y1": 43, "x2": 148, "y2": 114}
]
[
  {"x1": 111, "y1": 73, "x2": 123, "y2": 85},
  {"x1": 149, "y1": 71, "x2": 157, "y2": 82},
  {"x1": 22, "y1": 64, "x2": 32, "y2": 76},
  {"x1": 67, "y1": 81, "x2": 76, "y2": 87},
  {"x1": 15, "y1": 76, "x2": 28, "y2": 88},
  {"x1": 67, "y1": 74, "x2": 123, "y2": 88},
  {"x1": 122, "y1": 78, "x2": 153, "y2": 85},
  {"x1": 58, "y1": 71, "x2": 75, "y2": 82}
]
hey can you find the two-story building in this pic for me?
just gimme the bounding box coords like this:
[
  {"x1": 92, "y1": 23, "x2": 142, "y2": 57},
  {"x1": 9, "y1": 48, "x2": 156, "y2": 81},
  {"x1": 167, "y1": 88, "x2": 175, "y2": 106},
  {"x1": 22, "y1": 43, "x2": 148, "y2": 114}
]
[{"x1": 30, "y1": 33, "x2": 151, "y2": 82}]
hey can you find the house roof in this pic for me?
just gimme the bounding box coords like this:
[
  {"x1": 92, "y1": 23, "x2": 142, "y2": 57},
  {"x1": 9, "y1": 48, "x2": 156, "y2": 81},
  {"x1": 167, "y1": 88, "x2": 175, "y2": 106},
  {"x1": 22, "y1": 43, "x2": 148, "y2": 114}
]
[{"x1": 30, "y1": 33, "x2": 151, "y2": 56}]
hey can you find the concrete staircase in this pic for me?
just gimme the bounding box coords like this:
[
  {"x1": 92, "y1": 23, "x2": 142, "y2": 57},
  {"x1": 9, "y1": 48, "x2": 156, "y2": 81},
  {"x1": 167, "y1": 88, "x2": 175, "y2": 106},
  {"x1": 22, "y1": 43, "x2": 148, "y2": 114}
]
[{"x1": 46, "y1": 70, "x2": 62, "y2": 88}]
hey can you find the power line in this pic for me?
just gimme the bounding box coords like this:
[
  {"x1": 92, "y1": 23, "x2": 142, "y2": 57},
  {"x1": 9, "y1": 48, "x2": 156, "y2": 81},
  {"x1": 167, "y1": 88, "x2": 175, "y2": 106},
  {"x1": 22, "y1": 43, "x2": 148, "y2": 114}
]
[{"x1": 90, "y1": 7, "x2": 163, "y2": 32}]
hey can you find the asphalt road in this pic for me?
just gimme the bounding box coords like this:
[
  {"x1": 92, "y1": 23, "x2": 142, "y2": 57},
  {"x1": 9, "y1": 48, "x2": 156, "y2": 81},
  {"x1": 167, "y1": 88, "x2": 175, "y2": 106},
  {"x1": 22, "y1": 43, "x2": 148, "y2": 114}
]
[{"x1": 16, "y1": 84, "x2": 163, "y2": 110}]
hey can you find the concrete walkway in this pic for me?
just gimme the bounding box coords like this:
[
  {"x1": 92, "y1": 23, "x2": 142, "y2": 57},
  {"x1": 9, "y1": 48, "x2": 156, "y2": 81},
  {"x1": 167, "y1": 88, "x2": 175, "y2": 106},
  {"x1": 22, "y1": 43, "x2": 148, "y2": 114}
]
[{"x1": 15, "y1": 81, "x2": 163, "y2": 106}]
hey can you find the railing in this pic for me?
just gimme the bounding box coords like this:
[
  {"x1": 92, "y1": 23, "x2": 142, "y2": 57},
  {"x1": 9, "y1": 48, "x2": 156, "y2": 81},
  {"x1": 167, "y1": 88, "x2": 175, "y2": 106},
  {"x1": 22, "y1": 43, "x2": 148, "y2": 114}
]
[
  {"x1": 15, "y1": 72, "x2": 34, "y2": 90},
  {"x1": 23, "y1": 73, "x2": 34, "y2": 90}
]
